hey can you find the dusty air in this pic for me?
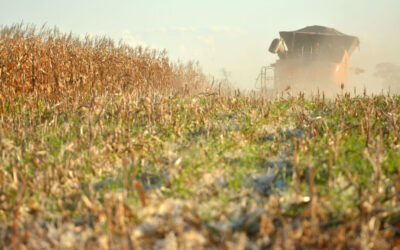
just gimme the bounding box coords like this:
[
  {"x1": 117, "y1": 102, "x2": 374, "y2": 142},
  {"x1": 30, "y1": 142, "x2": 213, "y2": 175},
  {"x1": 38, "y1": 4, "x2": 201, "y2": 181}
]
[{"x1": 260, "y1": 25, "x2": 360, "y2": 96}]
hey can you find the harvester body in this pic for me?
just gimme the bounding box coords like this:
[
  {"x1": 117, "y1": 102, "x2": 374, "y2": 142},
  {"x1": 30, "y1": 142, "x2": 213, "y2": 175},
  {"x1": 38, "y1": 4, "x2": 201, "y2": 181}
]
[{"x1": 269, "y1": 26, "x2": 359, "y2": 93}]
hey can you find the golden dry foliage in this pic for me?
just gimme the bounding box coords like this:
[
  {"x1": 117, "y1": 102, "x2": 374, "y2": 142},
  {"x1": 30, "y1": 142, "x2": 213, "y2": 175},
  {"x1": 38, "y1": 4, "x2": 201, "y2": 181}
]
[{"x1": 0, "y1": 23, "x2": 206, "y2": 98}]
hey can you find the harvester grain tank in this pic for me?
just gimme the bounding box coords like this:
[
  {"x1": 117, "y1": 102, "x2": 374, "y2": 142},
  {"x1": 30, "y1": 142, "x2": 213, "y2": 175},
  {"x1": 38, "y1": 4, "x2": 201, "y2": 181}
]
[{"x1": 268, "y1": 25, "x2": 359, "y2": 93}]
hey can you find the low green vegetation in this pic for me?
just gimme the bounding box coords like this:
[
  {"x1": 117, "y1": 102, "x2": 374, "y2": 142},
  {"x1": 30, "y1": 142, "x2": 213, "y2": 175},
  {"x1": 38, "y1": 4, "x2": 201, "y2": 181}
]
[{"x1": 0, "y1": 90, "x2": 399, "y2": 249}]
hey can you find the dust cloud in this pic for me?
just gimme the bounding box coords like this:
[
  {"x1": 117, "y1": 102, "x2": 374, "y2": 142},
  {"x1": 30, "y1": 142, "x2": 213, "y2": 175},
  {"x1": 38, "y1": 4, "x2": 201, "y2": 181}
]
[
  {"x1": 330, "y1": 30, "x2": 400, "y2": 95},
  {"x1": 254, "y1": 29, "x2": 400, "y2": 97}
]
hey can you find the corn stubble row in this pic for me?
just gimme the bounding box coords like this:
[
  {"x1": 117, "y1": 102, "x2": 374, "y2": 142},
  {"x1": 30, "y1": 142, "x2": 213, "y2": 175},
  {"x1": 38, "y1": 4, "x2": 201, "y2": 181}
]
[{"x1": 0, "y1": 23, "x2": 206, "y2": 98}]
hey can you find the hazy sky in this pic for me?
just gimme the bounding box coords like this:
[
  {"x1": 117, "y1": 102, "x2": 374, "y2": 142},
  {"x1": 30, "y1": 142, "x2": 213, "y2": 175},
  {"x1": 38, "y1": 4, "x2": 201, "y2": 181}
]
[{"x1": 1, "y1": 0, "x2": 400, "y2": 90}]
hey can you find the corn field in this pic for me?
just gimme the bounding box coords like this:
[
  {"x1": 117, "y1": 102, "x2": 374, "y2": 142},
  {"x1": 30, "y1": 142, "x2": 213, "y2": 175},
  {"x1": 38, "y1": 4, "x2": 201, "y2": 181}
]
[
  {"x1": 0, "y1": 24, "x2": 400, "y2": 249},
  {"x1": 0, "y1": 23, "x2": 205, "y2": 98}
]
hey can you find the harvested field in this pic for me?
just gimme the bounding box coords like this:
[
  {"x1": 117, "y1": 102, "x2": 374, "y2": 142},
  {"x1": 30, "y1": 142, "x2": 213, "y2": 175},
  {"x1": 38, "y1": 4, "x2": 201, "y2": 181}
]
[{"x1": 0, "y1": 24, "x2": 400, "y2": 249}]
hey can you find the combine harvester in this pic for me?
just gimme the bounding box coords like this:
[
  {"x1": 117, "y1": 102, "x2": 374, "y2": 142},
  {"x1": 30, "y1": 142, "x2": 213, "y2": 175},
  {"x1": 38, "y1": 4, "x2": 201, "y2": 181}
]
[{"x1": 264, "y1": 25, "x2": 359, "y2": 95}]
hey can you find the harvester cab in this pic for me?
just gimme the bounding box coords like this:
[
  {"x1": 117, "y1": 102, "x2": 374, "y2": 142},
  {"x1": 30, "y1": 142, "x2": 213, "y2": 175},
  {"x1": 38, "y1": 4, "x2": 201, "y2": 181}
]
[{"x1": 268, "y1": 25, "x2": 359, "y2": 94}]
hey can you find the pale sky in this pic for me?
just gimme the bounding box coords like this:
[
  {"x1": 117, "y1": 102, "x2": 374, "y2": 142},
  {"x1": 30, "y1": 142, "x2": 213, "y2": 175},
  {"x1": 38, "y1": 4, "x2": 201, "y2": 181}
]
[{"x1": 1, "y1": 0, "x2": 400, "y2": 90}]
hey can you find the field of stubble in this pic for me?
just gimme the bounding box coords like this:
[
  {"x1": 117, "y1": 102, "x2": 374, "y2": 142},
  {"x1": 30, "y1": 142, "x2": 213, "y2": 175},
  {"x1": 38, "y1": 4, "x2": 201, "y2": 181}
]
[{"x1": 0, "y1": 24, "x2": 399, "y2": 249}]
